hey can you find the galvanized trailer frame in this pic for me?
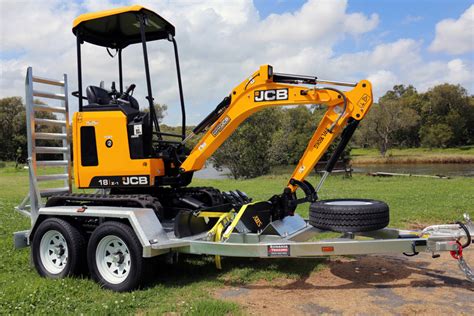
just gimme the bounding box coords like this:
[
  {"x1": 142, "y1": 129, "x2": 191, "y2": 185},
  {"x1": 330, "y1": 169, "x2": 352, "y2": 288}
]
[
  {"x1": 14, "y1": 204, "x2": 474, "y2": 282},
  {"x1": 14, "y1": 68, "x2": 474, "y2": 284}
]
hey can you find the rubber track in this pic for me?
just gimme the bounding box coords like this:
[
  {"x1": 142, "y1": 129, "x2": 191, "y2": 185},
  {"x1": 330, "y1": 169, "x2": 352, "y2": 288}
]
[{"x1": 45, "y1": 193, "x2": 163, "y2": 215}]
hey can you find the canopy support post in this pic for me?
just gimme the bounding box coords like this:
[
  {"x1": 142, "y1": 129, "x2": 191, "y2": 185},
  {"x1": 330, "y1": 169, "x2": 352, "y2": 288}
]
[
  {"x1": 76, "y1": 34, "x2": 83, "y2": 111},
  {"x1": 171, "y1": 36, "x2": 186, "y2": 140},
  {"x1": 118, "y1": 49, "x2": 123, "y2": 94},
  {"x1": 138, "y1": 13, "x2": 161, "y2": 138}
]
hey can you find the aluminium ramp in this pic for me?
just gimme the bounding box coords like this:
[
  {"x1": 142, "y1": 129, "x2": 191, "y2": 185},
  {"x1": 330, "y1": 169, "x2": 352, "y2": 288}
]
[{"x1": 15, "y1": 67, "x2": 71, "y2": 223}]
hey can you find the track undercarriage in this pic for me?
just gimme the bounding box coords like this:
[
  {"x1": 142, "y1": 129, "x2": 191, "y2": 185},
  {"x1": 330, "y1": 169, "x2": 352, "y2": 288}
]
[{"x1": 44, "y1": 186, "x2": 254, "y2": 238}]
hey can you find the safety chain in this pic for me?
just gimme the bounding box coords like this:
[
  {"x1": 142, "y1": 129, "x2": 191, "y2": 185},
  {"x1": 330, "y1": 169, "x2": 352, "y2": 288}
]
[{"x1": 450, "y1": 241, "x2": 474, "y2": 282}]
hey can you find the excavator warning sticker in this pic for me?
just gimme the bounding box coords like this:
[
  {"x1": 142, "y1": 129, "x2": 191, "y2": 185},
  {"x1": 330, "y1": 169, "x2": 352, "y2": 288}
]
[
  {"x1": 267, "y1": 244, "x2": 290, "y2": 257},
  {"x1": 357, "y1": 94, "x2": 370, "y2": 109},
  {"x1": 211, "y1": 116, "x2": 231, "y2": 137},
  {"x1": 132, "y1": 124, "x2": 142, "y2": 138}
]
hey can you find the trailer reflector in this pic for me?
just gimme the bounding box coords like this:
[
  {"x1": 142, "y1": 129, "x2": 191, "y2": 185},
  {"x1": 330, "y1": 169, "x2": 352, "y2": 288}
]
[{"x1": 322, "y1": 246, "x2": 334, "y2": 252}]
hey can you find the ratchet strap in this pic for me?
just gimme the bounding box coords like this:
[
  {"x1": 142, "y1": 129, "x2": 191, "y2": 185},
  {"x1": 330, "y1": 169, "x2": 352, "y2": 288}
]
[{"x1": 205, "y1": 202, "x2": 258, "y2": 269}]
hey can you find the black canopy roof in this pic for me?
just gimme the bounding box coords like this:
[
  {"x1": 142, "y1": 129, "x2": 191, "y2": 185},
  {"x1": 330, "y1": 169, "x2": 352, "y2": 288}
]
[{"x1": 72, "y1": 5, "x2": 175, "y2": 49}]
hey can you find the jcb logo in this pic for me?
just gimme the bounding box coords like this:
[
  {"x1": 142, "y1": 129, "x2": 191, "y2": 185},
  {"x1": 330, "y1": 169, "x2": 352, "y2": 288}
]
[
  {"x1": 122, "y1": 176, "x2": 148, "y2": 185},
  {"x1": 253, "y1": 215, "x2": 264, "y2": 227},
  {"x1": 254, "y1": 89, "x2": 288, "y2": 102}
]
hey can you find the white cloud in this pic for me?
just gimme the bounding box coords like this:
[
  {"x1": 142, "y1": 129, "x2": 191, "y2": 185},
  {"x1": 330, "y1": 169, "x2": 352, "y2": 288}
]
[
  {"x1": 446, "y1": 58, "x2": 471, "y2": 83},
  {"x1": 367, "y1": 70, "x2": 398, "y2": 97},
  {"x1": 0, "y1": 0, "x2": 473, "y2": 125},
  {"x1": 429, "y1": 5, "x2": 474, "y2": 54},
  {"x1": 370, "y1": 39, "x2": 422, "y2": 67}
]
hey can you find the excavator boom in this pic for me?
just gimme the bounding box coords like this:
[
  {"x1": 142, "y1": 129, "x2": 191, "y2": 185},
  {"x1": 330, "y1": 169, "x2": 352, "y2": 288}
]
[{"x1": 180, "y1": 65, "x2": 373, "y2": 194}]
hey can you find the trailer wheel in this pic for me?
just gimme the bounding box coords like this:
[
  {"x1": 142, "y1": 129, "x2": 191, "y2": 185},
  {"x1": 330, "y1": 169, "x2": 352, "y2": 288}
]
[
  {"x1": 87, "y1": 221, "x2": 144, "y2": 292},
  {"x1": 309, "y1": 199, "x2": 389, "y2": 233},
  {"x1": 32, "y1": 218, "x2": 86, "y2": 278}
]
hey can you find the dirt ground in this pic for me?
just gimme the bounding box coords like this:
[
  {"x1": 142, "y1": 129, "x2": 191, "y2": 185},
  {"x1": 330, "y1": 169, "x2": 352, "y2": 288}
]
[{"x1": 215, "y1": 249, "x2": 473, "y2": 315}]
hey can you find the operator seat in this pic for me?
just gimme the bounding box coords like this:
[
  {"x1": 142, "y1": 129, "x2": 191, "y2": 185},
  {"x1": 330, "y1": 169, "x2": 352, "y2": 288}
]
[
  {"x1": 86, "y1": 86, "x2": 112, "y2": 105},
  {"x1": 83, "y1": 85, "x2": 139, "y2": 112}
]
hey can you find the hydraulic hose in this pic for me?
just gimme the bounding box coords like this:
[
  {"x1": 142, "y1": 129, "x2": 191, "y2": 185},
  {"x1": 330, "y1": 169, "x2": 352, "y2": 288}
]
[{"x1": 457, "y1": 221, "x2": 472, "y2": 249}]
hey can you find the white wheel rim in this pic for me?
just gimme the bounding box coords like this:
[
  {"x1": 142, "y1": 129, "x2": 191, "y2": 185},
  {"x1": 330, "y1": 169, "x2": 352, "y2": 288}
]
[
  {"x1": 39, "y1": 230, "x2": 69, "y2": 274},
  {"x1": 325, "y1": 200, "x2": 374, "y2": 206},
  {"x1": 96, "y1": 235, "x2": 131, "y2": 284}
]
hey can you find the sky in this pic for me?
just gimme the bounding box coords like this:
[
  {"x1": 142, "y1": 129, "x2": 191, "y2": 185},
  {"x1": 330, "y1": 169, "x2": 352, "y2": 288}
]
[{"x1": 0, "y1": 0, "x2": 473, "y2": 126}]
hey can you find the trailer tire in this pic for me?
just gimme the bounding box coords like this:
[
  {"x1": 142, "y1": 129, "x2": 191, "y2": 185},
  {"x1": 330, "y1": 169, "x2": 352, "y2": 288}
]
[
  {"x1": 32, "y1": 218, "x2": 86, "y2": 278},
  {"x1": 87, "y1": 221, "x2": 144, "y2": 292},
  {"x1": 309, "y1": 199, "x2": 389, "y2": 232}
]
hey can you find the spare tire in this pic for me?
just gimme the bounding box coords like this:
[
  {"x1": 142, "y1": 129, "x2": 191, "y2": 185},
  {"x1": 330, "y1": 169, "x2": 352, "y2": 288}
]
[{"x1": 309, "y1": 199, "x2": 389, "y2": 233}]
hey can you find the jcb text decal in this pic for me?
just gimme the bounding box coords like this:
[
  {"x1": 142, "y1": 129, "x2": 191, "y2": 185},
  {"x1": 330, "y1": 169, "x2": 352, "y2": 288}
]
[
  {"x1": 122, "y1": 176, "x2": 148, "y2": 185},
  {"x1": 314, "y1": 129, "x2": 329, "y2": 149},
  {"x1": 254, "y1": 89, "x2": 288, "y2": 102},
  {"x1": 90, "y1": 175, "x2": 150, "y2": 187}
]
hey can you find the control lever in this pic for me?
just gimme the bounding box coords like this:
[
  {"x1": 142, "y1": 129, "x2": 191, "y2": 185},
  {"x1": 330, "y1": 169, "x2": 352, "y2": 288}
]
[
  {"x1": 125, "y1": 84, "x2": 136, "y2": 95},
  {"x1": 110, "y1": 81, "x2": 118, "y2": 101},
  {"x1": 117, "y1": 84, "x2": 136, "y2": 104}
]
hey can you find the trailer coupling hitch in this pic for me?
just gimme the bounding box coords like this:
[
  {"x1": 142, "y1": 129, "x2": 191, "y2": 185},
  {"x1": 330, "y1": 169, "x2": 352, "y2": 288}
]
[{"x1": 422, "y1": 213, "x2": 473, "y2": 282}]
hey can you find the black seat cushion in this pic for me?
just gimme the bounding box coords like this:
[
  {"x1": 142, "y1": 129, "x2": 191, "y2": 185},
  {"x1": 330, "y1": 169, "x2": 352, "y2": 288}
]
[{"x1": 86, "y1": 86, "x2": 112, "y2": 105}]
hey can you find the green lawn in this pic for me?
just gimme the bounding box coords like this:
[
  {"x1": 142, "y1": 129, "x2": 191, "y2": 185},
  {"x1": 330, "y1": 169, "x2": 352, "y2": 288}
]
[
  {"x1": 351, "y1": 146, "x2": 474, "y2": 164},
  {"x1": 1, "y1": 164, "x2": 473, "y2": 314}
]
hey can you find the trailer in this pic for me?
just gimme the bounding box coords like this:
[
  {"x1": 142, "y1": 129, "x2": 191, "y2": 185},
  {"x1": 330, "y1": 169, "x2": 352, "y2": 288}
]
[{"x1": 14, "y1": 69, "x2": 473, "y2": 292}]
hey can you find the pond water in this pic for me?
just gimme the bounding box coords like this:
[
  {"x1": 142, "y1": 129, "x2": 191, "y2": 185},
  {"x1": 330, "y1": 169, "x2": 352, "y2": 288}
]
[
  {"x1": 195, "y1": 163, "x2": 474, "y2": 179},
  {"x1": 194, "y1": 164, "x2": 231, "y2": 179}
]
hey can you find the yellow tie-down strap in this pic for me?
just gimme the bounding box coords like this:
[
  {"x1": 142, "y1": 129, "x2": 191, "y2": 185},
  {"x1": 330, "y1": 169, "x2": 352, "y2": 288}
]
[{"x1": 198, "y1": 202, "x2": 258, "y2": 269}]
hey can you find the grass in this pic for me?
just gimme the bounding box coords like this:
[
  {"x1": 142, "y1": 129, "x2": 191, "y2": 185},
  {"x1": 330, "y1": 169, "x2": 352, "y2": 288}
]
[
  {"x1": 352, "y1": 146, "x2": 474, "y2": 164},
  {"x1": 0, "y1": 163, "x2": 473, "y2": 314}
]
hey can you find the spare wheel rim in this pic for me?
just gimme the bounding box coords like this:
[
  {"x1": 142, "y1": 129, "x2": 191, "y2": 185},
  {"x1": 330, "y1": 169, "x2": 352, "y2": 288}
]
[{"x1": 325, "y1": 200, "x2": 374, "y2": 206}]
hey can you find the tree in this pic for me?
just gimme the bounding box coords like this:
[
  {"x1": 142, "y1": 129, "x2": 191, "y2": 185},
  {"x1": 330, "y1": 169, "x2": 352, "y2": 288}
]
[
  {"x1": 0, "y1": 97, "x2": 60, "y2": 161},
  {"x1": 0, "y1": 97, "x2": 26, "y2": 161},
  {"x1": 419, "y1": 123, "x2": 454, "y2": 148},
  {"x1": 420, "y1": 84, "x2": 473, "y2": 147},
  {"x1": 154, "y1": 103, "x2": 167, "y2": 123},
  {"x1": 143, "y1": 103, "x2": 168, "y2": 123},
  {"x1": 357, "y1": 99, "x2": 420, "y2": 156},
  {"x1": 381, "y1": 85, "x2": 424, "y2": 148},
  {"x1": 269, "y1": 106, "x2": 317, "y2": 165},
  {"x1": 212, "y1": 108, "x2": 280, "y2": 179},
  {"x1": 355, "y1": 85, "x2": 422, "y2": 155}
]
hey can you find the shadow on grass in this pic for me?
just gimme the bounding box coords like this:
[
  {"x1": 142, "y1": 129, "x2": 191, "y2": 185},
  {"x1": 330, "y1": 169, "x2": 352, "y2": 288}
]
[
  {"x1": 142, "y1": 254, "x2": 327, "y2": 289},
  {"x1": 240, "y1": 254, "x2": 474, "y2": 292}
]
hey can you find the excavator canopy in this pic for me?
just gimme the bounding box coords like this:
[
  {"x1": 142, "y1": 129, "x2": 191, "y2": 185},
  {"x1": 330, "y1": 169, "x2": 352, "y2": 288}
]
[{"x1": 72, "y1": 5, "x2": 175, "y2": 48}]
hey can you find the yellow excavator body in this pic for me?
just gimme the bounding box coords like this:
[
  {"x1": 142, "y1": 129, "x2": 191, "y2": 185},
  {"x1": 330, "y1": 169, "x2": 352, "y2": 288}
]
[{"x1": 72, "y1": 111, "x2": 165, "y2": 188}]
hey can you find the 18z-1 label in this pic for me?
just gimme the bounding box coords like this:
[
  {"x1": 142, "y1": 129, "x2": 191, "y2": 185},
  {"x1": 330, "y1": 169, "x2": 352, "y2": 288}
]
[
  {"x1": 89, "y1": 175, "x2": 150, "y2": 187},
  {"x1": 254, "y1": 89, "x2": 288, "y2": 102}
]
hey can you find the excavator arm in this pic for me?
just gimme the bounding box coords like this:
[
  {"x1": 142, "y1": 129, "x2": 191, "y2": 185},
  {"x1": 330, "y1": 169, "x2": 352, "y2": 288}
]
[{"x1": 180, "y1": 65, "x2": 373, "y2": 201}]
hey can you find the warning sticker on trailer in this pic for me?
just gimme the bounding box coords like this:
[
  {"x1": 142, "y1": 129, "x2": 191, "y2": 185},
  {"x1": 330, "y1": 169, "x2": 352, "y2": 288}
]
[{"x1": 267, "y1": 244, "x2": 290, "y2": 257}]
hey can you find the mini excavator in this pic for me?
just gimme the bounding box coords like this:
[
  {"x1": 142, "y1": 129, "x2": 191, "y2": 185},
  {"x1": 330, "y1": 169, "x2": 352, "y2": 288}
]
[
  {"x1": 20, "y1": 5, "x2": 474, "y2": 293},
  {"x1": 47, "y1": 5, "x2": 373, "y2": 237}
]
